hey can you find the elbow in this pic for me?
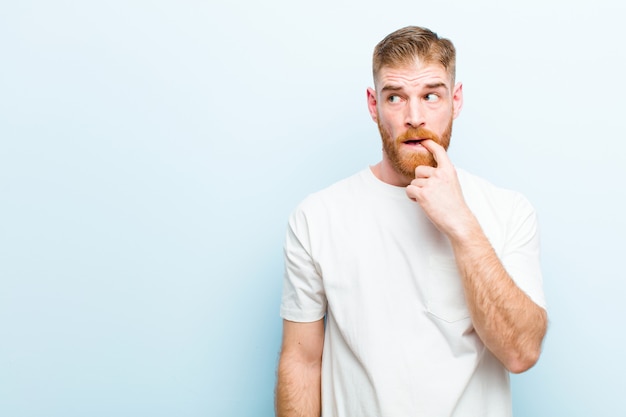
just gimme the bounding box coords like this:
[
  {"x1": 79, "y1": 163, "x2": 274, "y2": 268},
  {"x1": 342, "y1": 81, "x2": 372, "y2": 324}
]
[
  {"x1": 505, "y1": 351, "x2": 540, "y2": 374},
  {"x1": 503, "y1": 342, "x2": 543, "y2": 374},
  {"x1": 505, "y1": 308, "x2": 548, "y2": 374}
]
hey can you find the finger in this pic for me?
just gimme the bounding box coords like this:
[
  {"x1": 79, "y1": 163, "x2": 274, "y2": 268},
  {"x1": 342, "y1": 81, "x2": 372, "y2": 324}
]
[
  {"x1": 420, "y1": 139, "x2": 451, "y2": 168},
  {"x1": 414, "y1": 165, "x2": 435, "y2": 178},
  {"x1": 410, "y1": 178, "x2": 429, "y2": 188},
  {"x1": 405, "y1": 184, "x2": 421, "y2": 201}
]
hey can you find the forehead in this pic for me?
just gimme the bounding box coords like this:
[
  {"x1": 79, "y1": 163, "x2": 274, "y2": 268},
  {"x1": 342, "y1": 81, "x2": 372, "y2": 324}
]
[{"x1": 375, "y1": 60, "x2": 451, "y2": 90}]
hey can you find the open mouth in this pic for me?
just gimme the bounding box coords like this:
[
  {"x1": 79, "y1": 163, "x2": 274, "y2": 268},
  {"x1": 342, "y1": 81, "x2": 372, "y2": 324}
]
[{"x1": 403, "y1": 139, "x2": 425, "y2": 146}]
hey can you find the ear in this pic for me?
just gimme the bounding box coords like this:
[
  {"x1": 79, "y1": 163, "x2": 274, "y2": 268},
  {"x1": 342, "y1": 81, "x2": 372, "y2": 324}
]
[
  {"x1": 452, "y1": 82, "x2": 464, "y2": 119},
  {"x1": 366, "y1": 87, "x2": 378, "y2": 122}
]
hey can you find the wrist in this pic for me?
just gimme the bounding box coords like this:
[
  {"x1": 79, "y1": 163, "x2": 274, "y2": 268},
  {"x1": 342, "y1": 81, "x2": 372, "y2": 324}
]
[{"x1": 446, "y1": 211, "x2": 482, "y2": 245}]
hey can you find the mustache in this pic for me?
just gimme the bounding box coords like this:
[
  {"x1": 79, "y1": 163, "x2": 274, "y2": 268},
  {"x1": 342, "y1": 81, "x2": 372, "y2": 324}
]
[{"x1": 396, "y1": 127, "x2": 440, "y2": 144}]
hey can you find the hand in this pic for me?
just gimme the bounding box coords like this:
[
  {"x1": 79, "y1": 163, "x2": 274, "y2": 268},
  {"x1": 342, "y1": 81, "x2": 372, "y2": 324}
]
[{"x1": 405, "y1": 139, "x2": 476, "y2": 237}]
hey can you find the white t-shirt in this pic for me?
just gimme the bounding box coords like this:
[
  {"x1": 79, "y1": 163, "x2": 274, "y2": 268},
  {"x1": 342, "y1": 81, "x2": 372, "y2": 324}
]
[{"x1": 281, "y1": 167, "x2": 545, "y2": 417}]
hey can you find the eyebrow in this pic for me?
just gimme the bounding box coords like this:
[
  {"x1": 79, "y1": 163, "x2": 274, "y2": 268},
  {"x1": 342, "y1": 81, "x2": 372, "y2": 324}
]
[
  {"x1": 380, "y1": 82, "x2": 449, "y2": 93},
  {"x1": 380, "y1": 85, "x2": 404, "y2": 93},
  {"x1": 425, "y1": 82, "x2": 448, "y2": 90}
]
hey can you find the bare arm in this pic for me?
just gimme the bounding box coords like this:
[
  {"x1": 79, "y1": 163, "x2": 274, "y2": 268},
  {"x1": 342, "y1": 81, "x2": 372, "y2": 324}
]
[
  {"x1": 275, "y1": 318, "x2": 325, "y2": 417},
  {"x1": 406, "y1": 139, "x2": 547, "y2": 373},
  {"x1": 448, "y1": 217, "x2": 547, "y2": 373}
]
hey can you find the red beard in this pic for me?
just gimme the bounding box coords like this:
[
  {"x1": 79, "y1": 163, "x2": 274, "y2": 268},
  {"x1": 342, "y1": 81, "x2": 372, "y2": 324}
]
[{"x1": 378, "y1": 119, "x2": 452, "y2": 179}]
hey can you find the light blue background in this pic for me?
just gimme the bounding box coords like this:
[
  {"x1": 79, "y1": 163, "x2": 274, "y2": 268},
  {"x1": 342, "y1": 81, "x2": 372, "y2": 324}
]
[{"x1": 1, "y1": 1, "x2": 624, "y2": 416}]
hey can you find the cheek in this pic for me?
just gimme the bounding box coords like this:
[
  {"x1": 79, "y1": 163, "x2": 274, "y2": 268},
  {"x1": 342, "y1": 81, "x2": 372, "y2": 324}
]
[
  {"x1": 379, "y1": 112, "x2": 402, "y2": 133},
  {"x1": 433, "y1": 110, "x2": 453, "y2": 129},
  {"x1": 380, "y1": 121, "x2": 398, "y2": 139}
]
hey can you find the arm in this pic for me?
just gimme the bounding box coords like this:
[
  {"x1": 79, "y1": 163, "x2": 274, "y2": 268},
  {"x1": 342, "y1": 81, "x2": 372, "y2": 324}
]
[
  {"x1": 448, "y1": 218, "x2": 547, "y2": 373},
  {"x1": 275, "y1": 318, "x2": 325, "y2": 417},
  {"x1": 406, "y1": 140, "x2": 547, "y2": 373}
]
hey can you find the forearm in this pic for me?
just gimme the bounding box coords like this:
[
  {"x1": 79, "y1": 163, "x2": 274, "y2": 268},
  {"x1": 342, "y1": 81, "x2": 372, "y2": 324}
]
[
  {"x1": 275, "y1": 354, "x2": 321, "y2": 417},
  {"x1": 450, "y1": 218, "x2": 547, "y2": 373}
]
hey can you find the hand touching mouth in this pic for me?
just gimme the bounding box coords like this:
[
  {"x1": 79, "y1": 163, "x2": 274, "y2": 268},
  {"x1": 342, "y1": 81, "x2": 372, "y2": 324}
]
[{"x1": 396, "y1": 127, "x2": 440, "y2": 149}]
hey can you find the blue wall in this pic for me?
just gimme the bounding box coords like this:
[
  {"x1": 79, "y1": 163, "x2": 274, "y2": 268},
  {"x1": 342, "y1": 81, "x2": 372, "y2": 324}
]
[{"x1": 1, "y1": 1, "x2": 625, "y2": 415}]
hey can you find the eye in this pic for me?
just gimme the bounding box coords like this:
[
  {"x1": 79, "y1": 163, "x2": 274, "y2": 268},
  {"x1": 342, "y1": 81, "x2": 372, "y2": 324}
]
[
  {"x1": 388, "y1": 95, "x2": 402, "y2": 104},
  {"x1": 424, "y1": 93, "x2": 440, "y2": 102}
]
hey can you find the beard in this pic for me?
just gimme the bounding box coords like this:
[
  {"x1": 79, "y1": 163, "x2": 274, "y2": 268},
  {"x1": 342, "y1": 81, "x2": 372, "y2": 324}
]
[{"x1": 378, "y1": 117, "x2": 453, "y2": 179}]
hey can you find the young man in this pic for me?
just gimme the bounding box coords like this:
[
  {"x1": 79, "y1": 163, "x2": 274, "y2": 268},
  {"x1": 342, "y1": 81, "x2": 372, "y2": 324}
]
[{"x1": 276, "y1": 26, "x2": 547, "y2": 417}]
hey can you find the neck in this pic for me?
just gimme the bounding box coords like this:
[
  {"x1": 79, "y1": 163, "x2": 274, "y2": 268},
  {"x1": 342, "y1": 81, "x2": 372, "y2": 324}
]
[{"x1": 371, "y1": 159, "x2": 412, "y2": 187}]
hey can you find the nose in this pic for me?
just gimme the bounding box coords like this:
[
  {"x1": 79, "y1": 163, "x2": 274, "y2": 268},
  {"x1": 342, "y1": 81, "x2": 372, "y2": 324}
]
[{"x1": 405, "y1": 99, "x2": 426, "y2": 128}]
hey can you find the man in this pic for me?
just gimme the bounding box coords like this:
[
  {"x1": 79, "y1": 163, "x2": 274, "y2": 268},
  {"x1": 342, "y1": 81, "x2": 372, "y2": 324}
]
[{"x1": 276, "y1": 26, "x2": 547, "y2": 417}]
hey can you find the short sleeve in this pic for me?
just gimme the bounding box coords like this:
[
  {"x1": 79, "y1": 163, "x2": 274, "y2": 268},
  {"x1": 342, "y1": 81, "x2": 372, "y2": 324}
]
[
  {"x1": 501, "y1": 194, "x2": 546, "y2": 309},
  {"x1": 280, "y1": 206, "x2": 327, "y2": 322}
]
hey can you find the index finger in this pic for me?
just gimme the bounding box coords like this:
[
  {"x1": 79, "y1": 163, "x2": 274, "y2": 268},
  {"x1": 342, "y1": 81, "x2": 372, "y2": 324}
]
[{"x1": 420, "y1": 139, "x2": 451, "y2": 168}]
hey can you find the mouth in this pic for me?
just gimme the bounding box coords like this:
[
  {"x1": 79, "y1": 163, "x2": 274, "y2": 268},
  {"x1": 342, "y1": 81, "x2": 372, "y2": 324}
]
[{"x1": 402, "y1": 139, "x2": 426, "y2": 146}]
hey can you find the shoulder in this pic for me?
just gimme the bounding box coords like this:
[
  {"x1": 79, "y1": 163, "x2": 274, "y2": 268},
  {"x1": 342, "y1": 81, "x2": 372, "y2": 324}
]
[
  {"x1": 457, "y1": 168, "x2": 538, "y2": 243},
  {"x1": 294, "y1": 169, "x2": 371, "y2": 215},
  {"x1": 285, "y1": 169, "x2": 371, "y2": 247},
  {"x1": 457, "y1": 168, "x2": 534, "y2": 212}
]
